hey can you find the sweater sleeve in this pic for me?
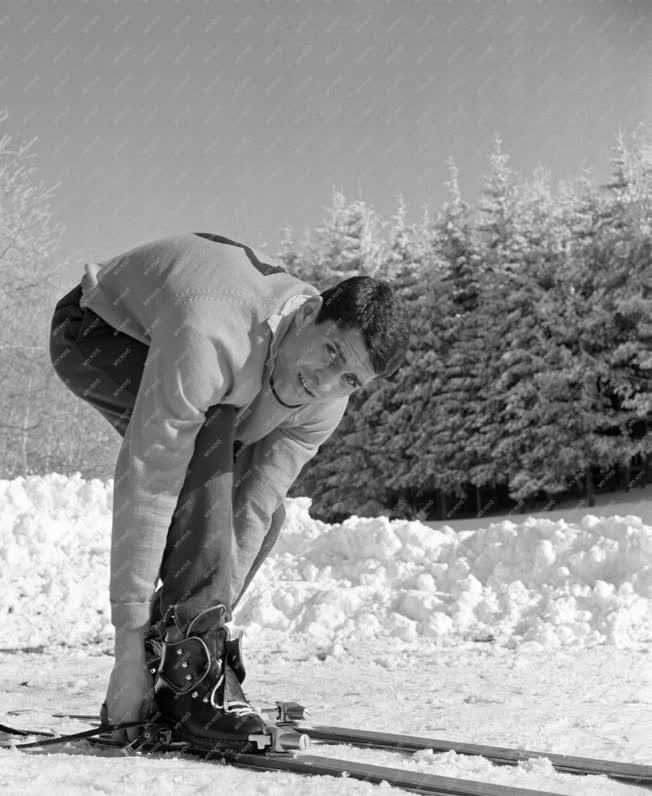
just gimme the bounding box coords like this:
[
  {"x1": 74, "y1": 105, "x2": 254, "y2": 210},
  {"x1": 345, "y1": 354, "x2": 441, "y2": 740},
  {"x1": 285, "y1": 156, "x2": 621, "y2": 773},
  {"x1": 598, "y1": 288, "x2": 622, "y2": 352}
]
[
  {"x1": 230, "y1": 397, "x2": 348, "y2": 600},
  {"x1": 110, "y1": 304, "x2": 234, "y2": 630}
]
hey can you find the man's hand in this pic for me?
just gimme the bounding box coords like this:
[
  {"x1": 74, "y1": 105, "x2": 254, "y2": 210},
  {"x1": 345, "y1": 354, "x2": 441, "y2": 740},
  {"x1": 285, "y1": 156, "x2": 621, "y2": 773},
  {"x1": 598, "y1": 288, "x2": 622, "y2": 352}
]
[{"x1": 104, "y1": 627, "x2": 153, "y2": 743}]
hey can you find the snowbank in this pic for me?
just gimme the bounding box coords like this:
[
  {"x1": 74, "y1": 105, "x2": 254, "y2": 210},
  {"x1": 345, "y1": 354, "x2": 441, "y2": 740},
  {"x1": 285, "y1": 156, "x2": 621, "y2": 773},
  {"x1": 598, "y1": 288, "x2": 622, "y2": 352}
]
[{"x1": 1, "y1": 474, "x2": 650, "y2": 650}]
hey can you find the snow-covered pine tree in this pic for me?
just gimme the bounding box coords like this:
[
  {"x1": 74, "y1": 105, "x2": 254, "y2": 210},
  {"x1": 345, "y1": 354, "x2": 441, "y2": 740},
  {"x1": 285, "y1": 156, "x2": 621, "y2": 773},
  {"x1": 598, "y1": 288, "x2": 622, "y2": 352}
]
[
  {"x1": 475, "y1": 136, "x2": 521, "y2": 273},
  {"x1": 471, "y1": 140, "x2": 542, "y2": 504},
  {"x1": 489, "y1": 166, "x2": 594, "y2": 503},
  {"x1": 309, "y1": 188, "x2": 383, "y2": 286},
  {"x1": 396, "y1": 159, "x2": 485, "y2": 519},
  {"x1": 357, "y1": 194, "x2": 431, "y2": 518},
  {"x1": 588, "y1": 132, "x2": 652, "y2": 477}
]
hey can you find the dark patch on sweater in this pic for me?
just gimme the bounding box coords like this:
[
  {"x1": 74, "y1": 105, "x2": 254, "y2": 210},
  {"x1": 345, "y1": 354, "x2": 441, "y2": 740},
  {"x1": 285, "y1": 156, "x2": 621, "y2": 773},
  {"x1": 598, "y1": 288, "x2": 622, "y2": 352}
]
[{"x1": 193, "y1": 233, "x2": 287, "y2": 277}]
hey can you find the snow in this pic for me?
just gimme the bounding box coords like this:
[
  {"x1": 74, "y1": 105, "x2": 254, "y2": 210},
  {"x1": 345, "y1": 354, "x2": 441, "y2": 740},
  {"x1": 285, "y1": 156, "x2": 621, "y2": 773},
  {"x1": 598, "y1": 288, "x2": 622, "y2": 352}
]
[
  {"x1": 1, "y1": 474, "x2": 651, "y2": 650},
  {"x1": 0, "y1": 473, "x2": 651, "y2": 794}
]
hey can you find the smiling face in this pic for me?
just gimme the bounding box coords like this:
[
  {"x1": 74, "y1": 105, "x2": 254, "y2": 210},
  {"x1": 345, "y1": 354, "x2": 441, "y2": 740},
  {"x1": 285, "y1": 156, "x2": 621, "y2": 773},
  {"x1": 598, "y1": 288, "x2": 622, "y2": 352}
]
[{"x1": 270, "y1": 295, "x2": 377, "y2": 407}]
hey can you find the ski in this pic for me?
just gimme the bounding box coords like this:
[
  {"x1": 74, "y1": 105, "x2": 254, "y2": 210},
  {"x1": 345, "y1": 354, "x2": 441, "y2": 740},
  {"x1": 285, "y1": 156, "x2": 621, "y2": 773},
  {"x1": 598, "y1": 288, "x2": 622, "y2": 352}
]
[
  {"x1": 1, "y1": 713, "x2": 563, "y2": 796},
  {"x1": 291, "y1": 722, "x2": 652, "y2": 785},
  {"x1": 87, "y1": 732, "x2": 561, "y2": 796},
  {"x1": 5, "y1": 702, "x2": 651, "y2": 787},
  {"x1": 235, "y1": 700, "x2": 651, "y2": 785},
  {"x1": 151, "y1": 699, "x2": 646, "y2": 785}
]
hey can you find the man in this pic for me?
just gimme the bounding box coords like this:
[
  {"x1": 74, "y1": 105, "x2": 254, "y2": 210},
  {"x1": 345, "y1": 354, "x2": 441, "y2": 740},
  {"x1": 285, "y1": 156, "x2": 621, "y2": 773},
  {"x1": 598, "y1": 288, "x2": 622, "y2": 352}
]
[{"x1": 49, "y1": 231, "x2": 408, "y2": 748}]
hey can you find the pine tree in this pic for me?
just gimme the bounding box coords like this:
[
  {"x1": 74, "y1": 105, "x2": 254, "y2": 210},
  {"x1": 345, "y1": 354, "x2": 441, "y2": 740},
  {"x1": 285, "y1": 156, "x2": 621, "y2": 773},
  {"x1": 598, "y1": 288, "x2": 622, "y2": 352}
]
[
  {"x1": 361, "y1": 194, "x2": 429, "y2": 517},
  {"x1": 468, "y1": 147, "x2": 567, "y2": 502},
  {"x1": 413, "y1": 159, "x2": 494, "y2": 515},
  {"x1": 476, "y1": 136, "x2": 520, "y2": 272},
  {"x1": 310, "y1": 188, "x2": 383, "y2": 286},
  {"x1": 590, "y1": 132, "x2": 652, "y2": 464}
]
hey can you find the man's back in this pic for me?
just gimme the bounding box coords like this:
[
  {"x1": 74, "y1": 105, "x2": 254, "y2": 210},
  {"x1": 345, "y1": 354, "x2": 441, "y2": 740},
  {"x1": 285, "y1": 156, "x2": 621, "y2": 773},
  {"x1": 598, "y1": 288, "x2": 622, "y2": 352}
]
[{"x1": 79, "y1": 232, "x2": 316, "y2": 350}]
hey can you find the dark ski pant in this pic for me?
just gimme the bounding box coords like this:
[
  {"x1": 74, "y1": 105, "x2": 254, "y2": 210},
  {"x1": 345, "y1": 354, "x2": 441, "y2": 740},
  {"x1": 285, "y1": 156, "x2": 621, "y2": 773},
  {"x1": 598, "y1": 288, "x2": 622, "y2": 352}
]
[{"x1": 49, "y1": 284, "x2": 286, "y2": 638}]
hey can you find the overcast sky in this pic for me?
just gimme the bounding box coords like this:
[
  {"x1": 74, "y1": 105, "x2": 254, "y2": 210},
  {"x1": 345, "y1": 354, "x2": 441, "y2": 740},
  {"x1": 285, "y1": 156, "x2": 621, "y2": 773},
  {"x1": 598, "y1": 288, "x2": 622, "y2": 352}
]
[{"x1": 1, "y1": 0, "x2": 650, "y2": 284}]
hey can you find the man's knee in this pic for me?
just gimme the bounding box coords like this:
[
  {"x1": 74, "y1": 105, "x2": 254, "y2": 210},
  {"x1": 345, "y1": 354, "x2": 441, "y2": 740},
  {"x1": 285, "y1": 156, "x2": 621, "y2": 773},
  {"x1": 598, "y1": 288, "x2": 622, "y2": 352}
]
[
  {"x1": 49, "y1": 321, "x2": 93, "y2": 402},
  {"x1": 49, "y1": 320, "x2": 75, "y2": 389}
]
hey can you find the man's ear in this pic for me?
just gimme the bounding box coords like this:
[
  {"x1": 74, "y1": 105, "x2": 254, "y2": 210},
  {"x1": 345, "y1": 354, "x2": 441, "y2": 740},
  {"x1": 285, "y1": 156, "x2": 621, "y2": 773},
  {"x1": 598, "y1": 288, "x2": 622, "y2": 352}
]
[{"x1": 295, "y1": 295, "x2": 323, "y2": 328}]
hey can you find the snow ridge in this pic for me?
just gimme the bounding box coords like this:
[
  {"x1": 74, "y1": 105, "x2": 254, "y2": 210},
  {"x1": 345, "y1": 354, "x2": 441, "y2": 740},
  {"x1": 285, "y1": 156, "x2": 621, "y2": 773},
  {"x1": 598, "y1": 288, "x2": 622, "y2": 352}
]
[{"x1": 1, "y1": 474, "x2": 650, "y2": 650}]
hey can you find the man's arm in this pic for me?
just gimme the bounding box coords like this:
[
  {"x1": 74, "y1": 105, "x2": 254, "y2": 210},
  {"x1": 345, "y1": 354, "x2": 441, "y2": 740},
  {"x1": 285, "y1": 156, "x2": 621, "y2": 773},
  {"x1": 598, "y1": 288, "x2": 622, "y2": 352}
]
[
  {"x1": 230, "y1": 397, "x2": 348, "y2": 598},
  {"x1": 110, "y1": 304, "x2": 234, "y2": 631}
]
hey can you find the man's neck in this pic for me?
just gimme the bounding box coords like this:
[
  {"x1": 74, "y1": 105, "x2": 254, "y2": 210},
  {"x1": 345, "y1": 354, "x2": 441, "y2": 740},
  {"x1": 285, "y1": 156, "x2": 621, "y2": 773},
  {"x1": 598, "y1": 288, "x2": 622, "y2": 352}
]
[{"x1": 267, "y1": 311, "x2": 306, "y2": 409}]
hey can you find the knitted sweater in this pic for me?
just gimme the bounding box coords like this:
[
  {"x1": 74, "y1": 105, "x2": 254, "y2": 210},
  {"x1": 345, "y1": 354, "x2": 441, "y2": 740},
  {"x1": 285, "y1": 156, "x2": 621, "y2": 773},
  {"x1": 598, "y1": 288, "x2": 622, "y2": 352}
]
[{"x1": 79, "y1": 232, "x2": 348, "y2": 630}]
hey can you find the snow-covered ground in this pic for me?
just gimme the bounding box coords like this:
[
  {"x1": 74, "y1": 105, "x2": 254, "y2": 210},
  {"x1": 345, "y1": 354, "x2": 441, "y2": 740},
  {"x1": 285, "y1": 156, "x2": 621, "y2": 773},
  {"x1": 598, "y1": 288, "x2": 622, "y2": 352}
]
[{"x1": 0, "y1": 473, "x2": 651, "y2": 794}]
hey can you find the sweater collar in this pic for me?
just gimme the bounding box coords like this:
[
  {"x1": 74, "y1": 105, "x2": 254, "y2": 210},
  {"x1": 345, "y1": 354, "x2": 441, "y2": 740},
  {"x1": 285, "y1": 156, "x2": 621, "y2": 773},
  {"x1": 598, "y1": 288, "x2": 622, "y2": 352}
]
[
  {"x1": 264, "y1": 293, "x2": 313, "y2": 409},
  {"x1": 265, "y1": 293, "x2": 312, "y2": 343}
]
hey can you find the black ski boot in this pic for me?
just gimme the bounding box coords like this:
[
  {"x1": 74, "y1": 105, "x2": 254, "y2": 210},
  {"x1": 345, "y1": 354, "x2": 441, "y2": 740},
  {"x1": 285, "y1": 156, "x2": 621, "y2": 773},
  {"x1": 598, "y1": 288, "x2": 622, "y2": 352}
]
[
  {"x1": 153, "y1": 604, "x2": 266, "y2": 749},
  {"x1": 145, "y1": 624, "x2": 247, "y2": 684}
]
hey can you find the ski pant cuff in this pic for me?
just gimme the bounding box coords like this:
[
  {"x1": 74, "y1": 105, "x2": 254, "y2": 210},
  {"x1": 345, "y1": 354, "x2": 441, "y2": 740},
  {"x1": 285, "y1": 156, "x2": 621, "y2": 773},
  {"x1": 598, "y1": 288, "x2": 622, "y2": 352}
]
[{"x1": 110, "y1": 600, "x2": 152, "y2": 631}]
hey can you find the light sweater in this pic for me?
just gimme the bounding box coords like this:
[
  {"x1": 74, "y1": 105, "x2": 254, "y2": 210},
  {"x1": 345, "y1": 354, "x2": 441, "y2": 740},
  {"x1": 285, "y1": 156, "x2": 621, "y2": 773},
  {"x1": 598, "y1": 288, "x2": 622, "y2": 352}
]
[{"x1": 79, "y1": 232, "x2": 348, "y2": 630}]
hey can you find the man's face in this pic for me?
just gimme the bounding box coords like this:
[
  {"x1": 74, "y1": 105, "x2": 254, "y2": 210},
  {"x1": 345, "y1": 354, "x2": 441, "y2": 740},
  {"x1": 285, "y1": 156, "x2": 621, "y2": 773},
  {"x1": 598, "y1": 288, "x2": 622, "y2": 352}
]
[{"x1": 271, "y1": 295, "x2": 377, "y2": 406}]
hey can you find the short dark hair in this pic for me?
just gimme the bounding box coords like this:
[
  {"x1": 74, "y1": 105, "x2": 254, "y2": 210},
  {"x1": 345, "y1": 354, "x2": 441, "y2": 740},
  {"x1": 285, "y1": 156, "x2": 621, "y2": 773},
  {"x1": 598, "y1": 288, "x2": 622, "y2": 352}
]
[{"x1": 314, "y1": 276, "x2": 409, "y2": 379}]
